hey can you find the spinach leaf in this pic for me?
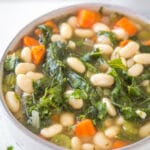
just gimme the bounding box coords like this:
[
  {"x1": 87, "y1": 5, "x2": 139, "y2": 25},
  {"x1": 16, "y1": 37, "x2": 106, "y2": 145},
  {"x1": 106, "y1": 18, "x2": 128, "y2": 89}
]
[
  {"x1": 108, "y1": 58, "x2": 126, "y2": 70},
  {"x1": 38, "y1": 25, "x2": 53, "y2": 46},
  {"x1": 140, "y1": 44, "x2": 150, "y2": 53},
  {"x1": 4, "y1": 53, "x2": 20, "y2": 72},
  {"x1": 98, "y1": 31, "x2": 118, "y2": 46}
]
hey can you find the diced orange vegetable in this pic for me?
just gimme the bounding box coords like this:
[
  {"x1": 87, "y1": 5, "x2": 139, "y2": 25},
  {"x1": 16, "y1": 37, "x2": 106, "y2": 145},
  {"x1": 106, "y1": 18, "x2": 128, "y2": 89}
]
[
  {"x1": 115, "y1": 17, "x2": 137, "y2": 36},
  {"x1": 44, "y1": 20, "x2": 59, "y2": 33},
  {"x1": 119, "y1": 40, "x2": 130, "y2": 47},
  {"x1": 75, "y1": 119, "x2": 96, "y2": 137},
  {"x1": 31, "y1": 45, "x2": 46, "y2": 65},
  {"x1": 34, "y1": 28, "x2": 42, "y2": 36},
  {"x1": 112, "y1": 140, "x2": 129, "y2": 149},
  {"x1": 23, "y1": 36, "x2": 39, "y2": 46},
  {"x1": 143, "y1": 39, "x2": 150, "y2": 46},
  {"x1": 51, "y1": 114, "x2": 60, "y2": 122},
  {"x1": 77, "y1": 9, "x2": 101, "y2": 28}
]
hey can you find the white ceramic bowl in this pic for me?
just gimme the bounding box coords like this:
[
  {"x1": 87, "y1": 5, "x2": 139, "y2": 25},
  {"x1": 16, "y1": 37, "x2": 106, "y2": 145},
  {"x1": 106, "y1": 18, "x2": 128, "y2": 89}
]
[{"x1": 0, "y1": 3, "x2": 150, "y2": 150}]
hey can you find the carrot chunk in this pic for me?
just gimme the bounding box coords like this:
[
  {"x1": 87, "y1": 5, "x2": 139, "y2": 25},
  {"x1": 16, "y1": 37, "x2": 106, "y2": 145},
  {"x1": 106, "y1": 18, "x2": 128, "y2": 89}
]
[
  {"x1": 115, "y1": 17, "x2": 137, "y2": 36},
  {"x1": 34, "y1": 28, "x2": 42, "y2": 36},
  {"x1": 23, "y1": 36, "x2": 39, "y2": 46},
  {"x1": 31, "y1": 45, "x2": 46, "y2": 65},
  {"x1": 75, "y1": 119, "x2": 96, "y2": 137},
  {"x1": 44, "y1": 20, "x2": 59, "y2": 33},
  {"x1": 119, "y1": 40, "x2": 130, "y2": 47},
  {"x1": 77, "y1": 9, "x2": 101, "y2": 28},
  {"x1": 112, "y1": 140, "x2": 129, "y2": 149}
]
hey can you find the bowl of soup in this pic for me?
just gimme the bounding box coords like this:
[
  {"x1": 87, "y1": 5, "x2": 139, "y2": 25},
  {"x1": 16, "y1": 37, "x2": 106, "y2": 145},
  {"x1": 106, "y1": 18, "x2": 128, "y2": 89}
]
[{"x1": 0, "y1": 3, "x2": 150, "y2": 150}]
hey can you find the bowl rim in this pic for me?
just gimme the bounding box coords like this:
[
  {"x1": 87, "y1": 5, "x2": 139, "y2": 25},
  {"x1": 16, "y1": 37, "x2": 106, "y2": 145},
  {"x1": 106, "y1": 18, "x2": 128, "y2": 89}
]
[{"x1": 0, "y1": 2, "x2": 150, "y2": 150}]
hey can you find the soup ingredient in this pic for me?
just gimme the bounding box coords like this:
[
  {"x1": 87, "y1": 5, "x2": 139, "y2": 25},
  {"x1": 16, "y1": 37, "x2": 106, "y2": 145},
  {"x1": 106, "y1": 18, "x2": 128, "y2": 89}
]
[
  {"x1": 26, "y1": 71, "x2": 44, "y2": 81},
  {"x1": 60, "y1": 112, "x2": 75, "y2": 127},
  {"x1": 139, "y1": 122, "x2": 150, "y2": 137},
  {"x1": 68, "y1": 98, "x2": 84, "y2": 109},
  {"x1": 112, "y1": 28, "x2": 128, "y2": 40},
  {"x1": 38, "y1": 25, "x2": 53, "y2": 46},
  {"x1": 119, "y1": 40, "x2": 129, "y2": 47},
  {"x1": 94, "y1": 43, "x2": 113, "y2": 55},
  {"x1": 23, "y1": 36, "x2": 39, "y2": 46},
  {"x1": 104, "y1": 126, "x2": 120, "y2": 138},
  {"x1": 4, "y1": 53, "x2": 20, "y2": 72},
  {"x1": 137, "y1": 31, "x2": 150, "y2": 41},
  {"x1": 75, "y1": 29, "x2": 94, "y2": 38},
  {"x1": 40, "y1": 124, "x2": 63, "y2": 138},
  {"x1": 82, "y1": 143, "x2": 94, "y2": 150},
  {"x1": 133, "y1": 53, "x2": 150, "y2": 65},
  {"x1": 30, "y1": 110, "x2": 40, "y2": 129},
  {"x1": 115, "y1": 17, "x2": 137, "y2": 36},
  {"x1": 128, "y1": 64, "x2": 144, "y2": 77},
  {"x1": 5, "y1": 91, "x2": 20, "y2": 113},
  {"x1": 119, "y1": 41, "x2": 139, "y2": 58},
  {"x1": 67, "y1": 57, "x2": 86, "y2": 73},
  {"x1": 21, "y1": 47, "x2": 32, "y2": 63},
  {"x1": 60, "y1": 23, "x2": 73, "y2": 39},
  {"x1": 51, "y1": 34, "x2": 66, "y2": 43},
  {"x1": 77, "y1": 9, "x2": 100, "y2": 28},
  {"x1": 15, "y1": 63, "x2": 36, "y2": 74},
  {"x1": 67, "y1": 16, "x2": 77, "y2": 28},
  {"x1": 98, "y1": 31, "x2": 118, "y2": 46},
  {"x1": 44, "y1": 20, "x2": 59, "y2": 33},
  {"x1": 71, "y1": 136, "x2": 82, "y2": 150},
  {"x1": 93, "y1": 132, "x2": 112, "y2": 149},
  {"x1": 75, "y1": 119, "x2": 96, "y2": 137},
  {"x1": 102, "y1": 97, "x2": 117, "y2": 117},
  {"x1": 31, "y1": 45, "x2": 46, "y2": 65},
  {"x1": 92, "y1": 22, "x2": 110, "y2": 32},
  {"x1": 112, "y1": 140, "x2": 128, "y2": 149},
  {"x1": 90, "y1": 73, "x2": 114, "y2": 87},
  {"x1": 16, "y1": 74, "x2": 33, "y2": 93},
  {"x1": 51, "y1": 134, "x2": 71, "y2": 149}
]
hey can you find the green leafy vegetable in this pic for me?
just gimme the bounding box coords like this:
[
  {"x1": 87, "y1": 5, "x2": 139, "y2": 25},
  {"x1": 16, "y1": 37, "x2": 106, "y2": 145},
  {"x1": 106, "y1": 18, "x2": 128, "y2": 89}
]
[
  {"x1": 51, "y1": 134, "x2": 71, "y2": 148},
  {"x1": 108, "y1": 58, "x2": 126, "y2": 70},
  {"x1": 38, "y1": 25, "x2": 53, "y2": 46},
  {"x1": 7, "y1": 146, "x2": 13, "y2": 150},
  {"x1": 4, "y1": 53, "x2": 20, "y2": 72},
  {"x1": 98, "y1": 31, "x2": 118, "y2": 46}
]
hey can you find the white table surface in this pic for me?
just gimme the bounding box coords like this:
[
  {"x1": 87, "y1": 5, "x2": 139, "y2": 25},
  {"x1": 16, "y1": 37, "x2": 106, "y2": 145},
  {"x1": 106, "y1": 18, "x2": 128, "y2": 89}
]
[{"x1": 0, "y1": 0, "x2": 150, "y2": 150}]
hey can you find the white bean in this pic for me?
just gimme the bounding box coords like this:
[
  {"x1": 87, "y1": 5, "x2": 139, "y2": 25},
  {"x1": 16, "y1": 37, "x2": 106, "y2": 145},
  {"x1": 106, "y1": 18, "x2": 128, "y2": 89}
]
[
  {"x1": 17, "y1": 74, "x2": 33, "y2": 93},
  {"x1": 60, "y1": 112, "x2": 75, "y2": 127},
  {"x1": 21, "y1": 47, "x2": 32, "y2": 63},
  {"x1": 94, "y1": 44, "x2": 113, "y2": 55},
  {"x1": 128, "y1": 63, "x2": 143, "y2": 77},
  {"x1": 115, "y1": 116, "x2": 124, "y2": 125},
  {"x1": 71, "y1": 136, "x2": 82, "y2": 150},
  {"x1": 112, "y1": 28, "x2": 128, "y2": 40},
  {"x1": 60, "y1": 23, "x2": 73, "y2": 39},
  {"x1": 119, "y1": 41, "x2": 139, "y2": 58},
  {"x1": 135, "y1": 109, "x2": 147, "y2": 119},
  {"x1": 104, "y1": 118, "x2": 114, "y2": 127},
  {"x1": 102, "y1": 97, "x2": 117, "y2": 117},
  {"x1": 111, "y1": 47, "x2": 120, "y2": 60},
  {"x1": 93, "y1": 132, "x2": 112, "y2": 150},
  {"x1": 67, "y1": 16, "x2": 77, "y2": 28},
  {"x1": 75, "y1": 29, "x2": 94, "y2": 38},
  {"x1": 104, "y1": 126, "x2": 120, "y2": 138},
  {"x1": 15, "y1": 63, "x2": 36, "y2": 75},
  {"x1": 67, "y1": 57, "x2": 86, "y2": 73},
  {"x1": 51, "y1": 34, "x2": 66, "y2": 43},
  {"x1": 92, "y1": 22, "x2": 110, "y2": 33},
  {"x1": 82, "y1": 143, "x2": 94, "y2": 150},
  {"x1": 68, "y1": 40, "x2": 76, "y2": 49},
  {"x1": 90, "y1": 73, "x2": 114, "y2": 87},
  {"x1": 40, "y1": 124, "x2": 63, "y2": 138},
  {"x1": 96, "y1": 35, "x2": 112, "y2": 45},
  {"x1": 127, "y1": 58, "x2": 135, "y2": 68},
  {"x1": 69, "y1": 98, "x2": 83, "y2": 109},
  {"x1": 5, "y1": 91, "x2": 20, "y2": 113},
  {"x1": 26, "y1": 71, "x2": 44, "y2": 81},
  {"x1": 139, "y1": 122, "x2": 150, "y2": 137},
  {"x1": 133, "y1": 53, "x2": 150, "y2": 65}
]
